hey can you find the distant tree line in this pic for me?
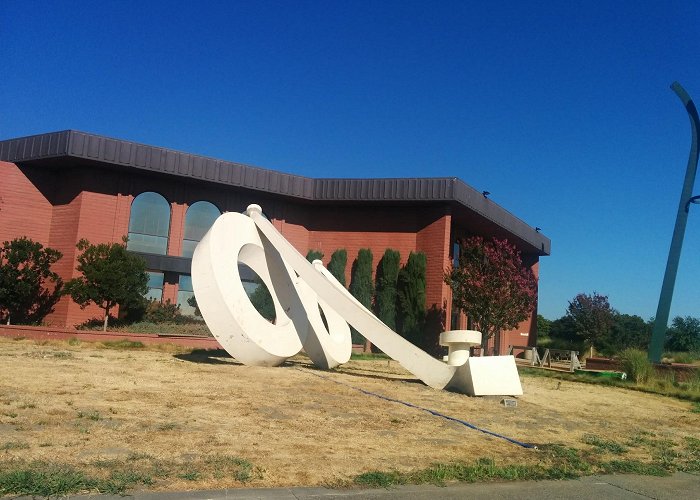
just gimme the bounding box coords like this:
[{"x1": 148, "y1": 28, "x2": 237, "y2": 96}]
[{"x1": 538, "y1": 292, "x2": 700, "y2": 356}]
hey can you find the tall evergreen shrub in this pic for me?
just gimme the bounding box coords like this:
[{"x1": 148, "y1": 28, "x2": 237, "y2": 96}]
[
  {"x1": 327, "y1": 249, "x2": 348, "y2": 287},
  {"x1": 397, "y1": 251, "x2": 427, "y2": 346},
  {"x1": 306, "y1": 250, "x2": 323, "y2": 262},
  {"x1": 375, "y1": 249, "x2": 400, "y2": 330},
  {"x1": 349, "y1": 249, "x2": 374, "y2": 346}
]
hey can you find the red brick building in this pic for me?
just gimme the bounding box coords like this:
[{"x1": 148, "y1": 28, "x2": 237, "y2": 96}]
[{"x1": 0, "y1": 131, "x2": 550, "y2": 353}]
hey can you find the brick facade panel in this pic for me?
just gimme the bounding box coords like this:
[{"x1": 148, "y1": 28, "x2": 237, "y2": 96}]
[{"x1": 0, "y1": 162, "x2": 52, "y2": 244}]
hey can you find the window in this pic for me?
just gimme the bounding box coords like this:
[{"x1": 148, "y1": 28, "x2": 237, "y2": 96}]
[
  {"x1": 177, "y1": 274, "x2": 197, "y2": 316},
  {"x1": 127, "y1": 192, "x2": 170, "y2": 254},
  {"x1": 146, "y1": 272, "x2": 164, "y2": 302},
  {"x1": 182, "y1": 201, "x2": 221, "y2": 258}
]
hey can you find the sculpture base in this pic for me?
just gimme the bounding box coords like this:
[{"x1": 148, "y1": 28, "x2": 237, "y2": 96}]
[{"x1": 449, "y1": 355, "x2": 523, "y2": 396}]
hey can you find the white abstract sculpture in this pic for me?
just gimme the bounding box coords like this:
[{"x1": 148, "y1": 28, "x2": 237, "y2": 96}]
[{"x1": 191, "y1": 204, "x2": 523, "y2": 396}]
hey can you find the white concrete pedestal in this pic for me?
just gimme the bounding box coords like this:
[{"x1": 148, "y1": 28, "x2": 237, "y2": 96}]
[{"x1": 439, "y1": 330, "x2": 482, "y2": 366}]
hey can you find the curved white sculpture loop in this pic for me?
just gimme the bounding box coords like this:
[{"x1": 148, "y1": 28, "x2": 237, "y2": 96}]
[{"x1": 191, "y1": 204, "x2": 523, "y2": 396}]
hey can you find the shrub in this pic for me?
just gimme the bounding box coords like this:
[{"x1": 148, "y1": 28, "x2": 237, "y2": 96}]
[
  {"x1": 65, "y1": 238, "x2": 148, "y2": 331},
  {"x1": 374, "y1": 249, "x2": 400, "y2": 331},
  {"x1": 306, "y1": 250, "x2": 323, "y2": 262},
  {"x1": 619, "y1": 348, "x2": 654, "y2": 384},
  {"x1": 327, "y1": 249, "x2": 348, "y2": 287},
  {"x1": 0, "y1": 237, "x2": 64, "y2": 325},
  {"x1": 143, "y1": 300, "x2": 181, "y2": 323},
  {"x1": 397, "y1": 251, "x2": 426, "y2": 346},
  {"x1": 665, "y1": 351, "x2": 700, "y2": 364},
  {"x1": 349, "y1": 249, "x2": 373, "y2": 346}
]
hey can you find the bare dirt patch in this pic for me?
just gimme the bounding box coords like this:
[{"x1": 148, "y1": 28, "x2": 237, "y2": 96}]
[{"x1": 0, "y1": 338, "x2": 698, "y2": 492}]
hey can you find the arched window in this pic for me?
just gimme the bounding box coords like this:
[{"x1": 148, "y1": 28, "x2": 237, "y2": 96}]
[
  {"x1": 127, "y1": 192, "x2": 171, "y2": 255},
  {"x1": 182, "y1": 201, "x2": 221, "y2": 258}
]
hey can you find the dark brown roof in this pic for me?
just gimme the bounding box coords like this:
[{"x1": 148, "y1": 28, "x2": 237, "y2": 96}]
[{"x1": 0, "y1": 130, "x2": 550, "y2": 255}]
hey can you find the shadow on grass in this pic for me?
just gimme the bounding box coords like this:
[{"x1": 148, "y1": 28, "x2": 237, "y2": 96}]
[
  {"x1": 174, "y1": 348, "x2": 242, "y2": 365},
  {"x1": 175, "y1": 349, "x2": 421, "y2": 386},
  {"x1": 283, "y1": 357, "x2": 423, "y2": 385}
]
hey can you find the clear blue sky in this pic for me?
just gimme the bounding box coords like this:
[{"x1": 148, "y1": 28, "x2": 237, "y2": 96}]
[{"x1": 2, "y1": 1, "x2": 699, "y2": 321}]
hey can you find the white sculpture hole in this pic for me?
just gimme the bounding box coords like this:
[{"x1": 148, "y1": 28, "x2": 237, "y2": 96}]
[
  {"x1": 238, "y1": 263, "x2": 277, "y2": 324},
  {"x1": 318, "y1": 304, "x2": 329, "y2": 333}
]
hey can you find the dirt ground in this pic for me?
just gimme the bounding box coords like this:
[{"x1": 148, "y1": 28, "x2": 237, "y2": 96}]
[{"x1": 0, "y1": 337, "x2": 698, "y2": 490}]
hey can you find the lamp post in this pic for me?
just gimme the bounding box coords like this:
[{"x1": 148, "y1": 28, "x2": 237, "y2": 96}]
[{"x1": 649, "y1": 82, "x2": 699, "y2": 363}]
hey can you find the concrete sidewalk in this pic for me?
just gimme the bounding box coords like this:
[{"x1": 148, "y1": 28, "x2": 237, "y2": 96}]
[{"x1": 56, "y1": 472, "x2": 699, "y2": 500}]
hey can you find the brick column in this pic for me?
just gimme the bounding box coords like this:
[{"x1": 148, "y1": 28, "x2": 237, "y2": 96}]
[
  {"x1": 167, "y1": 202, "x2": 187, "y2": 257},
  {"x1": 416, "y1": 209, "x2": 452, "y2": 352}
]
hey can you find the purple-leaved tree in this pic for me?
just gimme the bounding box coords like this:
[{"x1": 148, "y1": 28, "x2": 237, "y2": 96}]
[{"x1": 444, "y1": 236, "x2": 537, "y2": 353}]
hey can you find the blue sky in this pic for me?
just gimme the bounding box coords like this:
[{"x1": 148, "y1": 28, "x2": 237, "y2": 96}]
[{"x1": 2, "y1": 1, "x2": 699, "y2": 321}]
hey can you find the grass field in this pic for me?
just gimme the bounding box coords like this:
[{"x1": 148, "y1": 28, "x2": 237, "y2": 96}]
[{"x1": 0, "y1": 337, "x2": 698, "y2": 496}]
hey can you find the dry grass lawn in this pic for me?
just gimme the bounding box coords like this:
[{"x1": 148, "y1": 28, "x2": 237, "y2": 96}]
[{"x1": 0, "y1": 337, "x2": 698, "y2": 492}]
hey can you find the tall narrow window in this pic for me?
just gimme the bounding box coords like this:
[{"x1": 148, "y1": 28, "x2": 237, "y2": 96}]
[
  {"x1": 127, "y1": 192, "x2": 170, "y2": 255},
  {"x1": 145, "y1": 272, "x2": 164, "y2": 302},
  {"x1": 182, "y1": 201, "x2": 221, "y2": 258},
  {"x1": 177, "y1": 274, "x2": 196, "y2": 316}
]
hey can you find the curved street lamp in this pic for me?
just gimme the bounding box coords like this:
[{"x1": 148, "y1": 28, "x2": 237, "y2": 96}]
[{"x1": 649, "y1": 82, "x2": 700, "y2": 363}]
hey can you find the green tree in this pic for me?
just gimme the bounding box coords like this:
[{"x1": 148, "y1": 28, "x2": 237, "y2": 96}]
[
  {"x1": 537, "y1": 314, "x2": 551, "y2": 339},
  {"x1": 0, "y1": 237, "x2": 64, "y2": 325},
  {"x1": 349, "y1": 248, "x2": 374, "y2": 350},
  {"x1": 248, "y1": 280, "x2": 276, "y2": 322},
  {"x1": 374, "y1": 249, "x2": 400, "y2": 330},
  {"x1": 602, "y1": 314, "x2": 651, "y2": 355},
  {"x1": 306, "y1": 250, "x2": 323, "y2": 262},
  {"x1": 327, "y1": 249, "x2": 348, "y2": 287},
  {"x1": 547, "y1": 315, "x2": 583, "y2": 350},
  {"x1": 566, "y1": 292, "x2": 615, "y2": 356},
  {"x1": 665, "y1": 316, "x2": 700, "y2": 352},
  {"x1": 444, "y1": 236, "x2": 537, "y2": 352},
  {"x1": 397, "y1": 251, "x2": 427, "y2": 346},
  {"x1": 186, "y1": 294, "x2": 202, "y2": 316},
  {"x1": 65, "y1": 239, "x2": 149, "y2": 331}
]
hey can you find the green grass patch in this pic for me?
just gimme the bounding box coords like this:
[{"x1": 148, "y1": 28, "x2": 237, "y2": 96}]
[
  {"x1": 0, "y1": 441, "x2": 29, "y2": 451},
  {"x1": 599, "y1": 460, "x2": 668, "y2": 476},
  {"x1": 355, "y1": 470, "x2": 404, "y2": 487},
  {"x1": 663, "y1": 351, "x2": 700, "y2": 364},
  {"x1": 519, "y1": 366, "x2": 700, "y2": 402},
  {"x1": 352, "y1": 435, "x2": 700, "y2": 490},
  {"x1": 177, "y1": 471, "x2": 200, "y2": 481},
  {"x1": 203, "y1": 455, "x2": 260, "y2": 482},
  {"x1": 77, "y1": 410, "x2": 102, "y2": 421},
  {"x1": 350, "y1": 352, "x2": 390, "y2": 361},
  {"x1": 0, "y1": 462, "x2": 152, "y2": 497},
  {"x1": 101, "y1": 339, "x2": 145, "y2": 349},
  {"x1": 0, "y1": 454, "x2": 261, "y2": 496},
  {"x1": 79, "y1": 319, "x2": 211, "y2": 337},
  {"x1": 582, "y1": 434, "x2": 628, "y2": 454}
]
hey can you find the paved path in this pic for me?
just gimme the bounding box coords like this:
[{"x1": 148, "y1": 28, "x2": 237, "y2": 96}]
[{"x1": 56, "y1": 472, "x2": 700, "y2": 500}]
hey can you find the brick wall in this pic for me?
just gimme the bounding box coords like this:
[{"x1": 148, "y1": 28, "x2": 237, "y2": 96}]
[
  {"x1": 416, "y1": 210, "x2": 452, "y2": 311},
  {"x1": 0, "y1": 162, "x2": 52, "y2": 244}
]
